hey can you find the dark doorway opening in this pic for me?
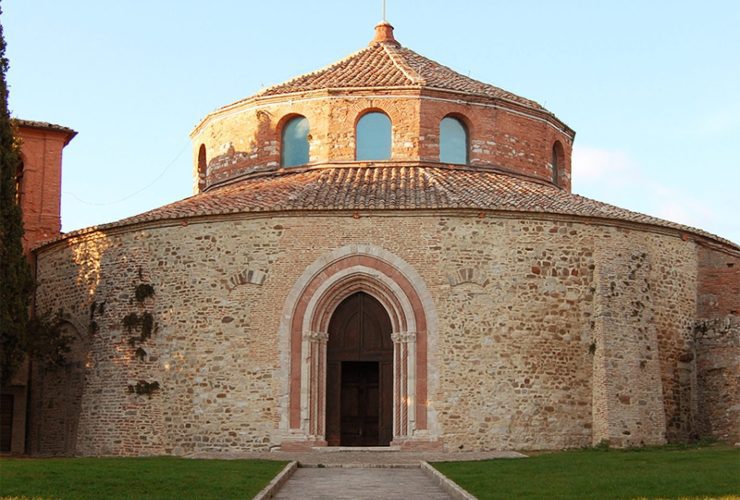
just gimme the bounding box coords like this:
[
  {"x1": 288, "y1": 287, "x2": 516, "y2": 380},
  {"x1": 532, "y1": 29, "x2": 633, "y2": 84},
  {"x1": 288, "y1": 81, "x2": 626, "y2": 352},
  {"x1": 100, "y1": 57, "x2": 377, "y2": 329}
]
[{"x1": 326, "y1": 292, "x2": 393, "y2": 446}]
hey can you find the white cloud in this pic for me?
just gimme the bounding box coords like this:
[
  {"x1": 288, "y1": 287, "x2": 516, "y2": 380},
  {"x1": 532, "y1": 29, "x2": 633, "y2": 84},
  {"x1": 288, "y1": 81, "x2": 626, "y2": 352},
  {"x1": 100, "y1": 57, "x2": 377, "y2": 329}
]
[
  {"x1": 572, "y1": 145, "x2": 721, "y2": 235},
  {"x1": 652, "y1": 193, "x2": 716, "y2": 231},
  {"x1": 571, "y1": 146, "x2": 639, "y2": 184}
]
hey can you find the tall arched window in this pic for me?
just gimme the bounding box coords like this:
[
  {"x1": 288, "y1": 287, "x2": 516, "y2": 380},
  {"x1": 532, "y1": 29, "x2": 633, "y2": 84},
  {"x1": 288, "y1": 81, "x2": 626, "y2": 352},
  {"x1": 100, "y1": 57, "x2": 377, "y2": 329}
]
[
  {"x1": 197, "y1": 144, "x2": 207, "y2": 192},
  {"x1": 281, "y1": 116, "x2": 310, "y2": 167},
  {"x1": 439, "y1": 116, "x2": 468, "y2": 164},
  {"x1": 356, "y1": 111, "x2": 391, "y2": 161},
  {"x1": 552, "y1": 141, "x2": 564, "y2": 185}
]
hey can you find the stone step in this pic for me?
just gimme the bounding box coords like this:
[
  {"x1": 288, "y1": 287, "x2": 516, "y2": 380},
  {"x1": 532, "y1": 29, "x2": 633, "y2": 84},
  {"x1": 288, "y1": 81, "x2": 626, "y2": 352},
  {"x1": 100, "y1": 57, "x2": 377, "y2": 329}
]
[{"x1": 310, "y1": 446, "x2": 401, "y2": 452}]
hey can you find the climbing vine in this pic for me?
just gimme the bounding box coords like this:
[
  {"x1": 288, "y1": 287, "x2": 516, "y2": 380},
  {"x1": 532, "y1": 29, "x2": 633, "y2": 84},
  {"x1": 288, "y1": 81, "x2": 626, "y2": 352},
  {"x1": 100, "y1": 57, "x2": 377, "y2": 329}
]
[
  {"x1": 134, "y1": 283, "x2": 155, "y2": 303},
  {"x1": 123, "y1": 311, "x2": 156, "y2": 345},
  {"x1": 88, "y1": 300, "x2": 105, "y2": 335},
  {"x1": 127, "y1": 380, "x2": 160, "y2": 397},
  {"x1": 122, "y1": 276, "x2": 160, "y2": 397}
]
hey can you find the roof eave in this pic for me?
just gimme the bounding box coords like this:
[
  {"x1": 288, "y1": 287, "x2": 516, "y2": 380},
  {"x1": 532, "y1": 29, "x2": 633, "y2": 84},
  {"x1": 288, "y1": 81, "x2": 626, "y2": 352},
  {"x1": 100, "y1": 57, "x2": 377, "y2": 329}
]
[
  {"x1": 33, "y1": 205, "x2": 739, "y2": 257},
  {"x1": 13, "y1": 118, "x2": 78, "y2": 145}
]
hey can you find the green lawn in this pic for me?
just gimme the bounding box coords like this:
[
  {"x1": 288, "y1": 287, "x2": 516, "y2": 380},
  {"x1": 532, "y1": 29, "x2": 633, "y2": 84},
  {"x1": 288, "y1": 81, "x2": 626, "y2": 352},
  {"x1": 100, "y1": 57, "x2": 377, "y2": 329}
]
[
  {"x1": 433, "y1": 445, "x2": 740, "y2": 499},
  {"x1": 0, "y1": 456, "x2": 287, "y2": 499}
]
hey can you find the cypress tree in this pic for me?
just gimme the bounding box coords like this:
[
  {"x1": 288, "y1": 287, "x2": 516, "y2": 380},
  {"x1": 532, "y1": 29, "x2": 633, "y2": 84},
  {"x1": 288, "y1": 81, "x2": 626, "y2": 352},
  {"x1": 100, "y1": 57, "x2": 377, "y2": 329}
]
[{"x1": 0, "y1": 9, "x2": 35, "y2": 385}]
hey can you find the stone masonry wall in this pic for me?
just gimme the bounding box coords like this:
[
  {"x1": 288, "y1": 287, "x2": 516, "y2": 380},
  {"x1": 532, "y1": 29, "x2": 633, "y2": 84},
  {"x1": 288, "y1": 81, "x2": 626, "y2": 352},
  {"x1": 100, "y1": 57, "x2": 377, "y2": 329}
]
[
  {"x1": 32, "y1": 213, "x2": 722, "y2": 455},
  {"x1": 192, "y1": 90, "x2": 572, "y2": 192},
  {"x1": 434, "y1": 218, "x2": 594, "y2": 450},
  {"x1": 591, "y1": 230, "x2": 694, "y2": 447},
  {"x1": 27, "y1": 322, "x2": 88, "y2": 455},
  {"x1": 650, "y1": 234, "x2": 699, "y2": 442}
]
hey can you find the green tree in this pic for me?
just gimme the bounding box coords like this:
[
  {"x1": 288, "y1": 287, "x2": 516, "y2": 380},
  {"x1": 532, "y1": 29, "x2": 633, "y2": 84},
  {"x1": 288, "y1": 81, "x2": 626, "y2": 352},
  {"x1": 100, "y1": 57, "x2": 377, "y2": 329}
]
[{"x1": 0, "y1": 9, "x2": 35, "y2": 385}]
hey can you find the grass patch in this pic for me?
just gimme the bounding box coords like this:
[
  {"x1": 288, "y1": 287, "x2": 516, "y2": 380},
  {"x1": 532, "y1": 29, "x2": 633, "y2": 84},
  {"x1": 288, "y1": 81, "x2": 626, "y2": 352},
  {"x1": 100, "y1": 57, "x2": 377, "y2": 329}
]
[
  {"x1": 0, "y1": 456, "x2": 287, "y2": 499},
  {"x1": 433, "y1": 444, "x2": 740, "y2": 499}
]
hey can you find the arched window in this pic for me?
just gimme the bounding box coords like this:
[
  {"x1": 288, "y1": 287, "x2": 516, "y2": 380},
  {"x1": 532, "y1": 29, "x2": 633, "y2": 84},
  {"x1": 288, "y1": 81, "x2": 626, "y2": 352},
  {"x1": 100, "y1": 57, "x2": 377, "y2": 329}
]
[
  {"x1": 439, "y1": 116, "x2": 468, "y2": 164},
  {"x1": 552, "y1": 141, "x2": 564, "y2": 185},
  {"x1": 197, "y1": 144, "x2": 207, "y2": 192},
  {"x1": 356, "y1": 111, "x2": 391, "y2": 161},
  {"x1": 281, "y1": 116, "x2": 310, "y2": 167}
]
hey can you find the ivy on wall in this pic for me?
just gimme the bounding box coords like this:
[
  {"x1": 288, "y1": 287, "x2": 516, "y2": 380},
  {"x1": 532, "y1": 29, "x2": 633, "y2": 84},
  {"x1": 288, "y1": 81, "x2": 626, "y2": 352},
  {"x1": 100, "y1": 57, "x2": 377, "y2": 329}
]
[
  {"x1": 127, "y1": 380, "x2": 160, "y2": 397},
  {"x1": 122, "y1": 275, "x2": 160, "y2": 397},
  {"x1": 88, "y1": 300, "x2": 105, "y2": 335}
]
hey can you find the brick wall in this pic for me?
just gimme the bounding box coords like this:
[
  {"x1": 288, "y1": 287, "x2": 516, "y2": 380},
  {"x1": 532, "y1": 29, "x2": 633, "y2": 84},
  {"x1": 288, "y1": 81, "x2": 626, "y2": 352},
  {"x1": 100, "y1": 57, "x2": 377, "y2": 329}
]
[
  {"x1": 15, "y1": 124, "x2": 74, "y2": 252},
  {"x1": 694, "y1": 245, "x2": 739, "y2": 443},
  {"x1": 191, "y1": 90, "x2": 573, "y2": 193}
]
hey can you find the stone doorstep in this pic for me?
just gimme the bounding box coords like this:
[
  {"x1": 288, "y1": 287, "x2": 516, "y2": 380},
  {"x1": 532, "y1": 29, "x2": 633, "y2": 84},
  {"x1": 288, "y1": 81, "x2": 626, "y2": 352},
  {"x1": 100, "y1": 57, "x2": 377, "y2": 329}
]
[
  {"x1": 310, "y1": 446, "x2": 402, "y2": 452},
  {"x1": 299, "y1": 462, "x2": 419, "y2": 469}
]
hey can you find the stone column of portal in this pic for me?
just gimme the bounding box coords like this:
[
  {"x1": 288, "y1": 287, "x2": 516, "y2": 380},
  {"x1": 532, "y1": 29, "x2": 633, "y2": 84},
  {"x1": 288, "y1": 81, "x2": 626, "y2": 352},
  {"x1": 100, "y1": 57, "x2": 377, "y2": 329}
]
[
  {"x1": 303, "y1": 331, "x2": 329, "y2": 439},
  {"x1": 392, "y1": 331, "x2": 416, "y2": 439}
]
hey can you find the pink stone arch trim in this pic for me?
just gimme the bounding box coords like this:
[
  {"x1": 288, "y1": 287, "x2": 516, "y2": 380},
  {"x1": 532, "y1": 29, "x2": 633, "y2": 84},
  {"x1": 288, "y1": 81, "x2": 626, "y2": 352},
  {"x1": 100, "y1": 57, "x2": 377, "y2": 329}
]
[{"x1": 278, "y1": 244, "x2": 437, "y2": 444}]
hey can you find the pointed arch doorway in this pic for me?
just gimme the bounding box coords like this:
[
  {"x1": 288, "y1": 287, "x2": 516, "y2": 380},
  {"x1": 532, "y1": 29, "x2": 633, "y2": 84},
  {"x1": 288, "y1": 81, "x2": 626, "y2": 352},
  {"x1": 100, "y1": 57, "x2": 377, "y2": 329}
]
[
  {"x1": 281, "y1": 245, "x2": 440, "y2": 451},
  {"x1": 325, "y1": 292, "x2": 393, "y2": 446}
]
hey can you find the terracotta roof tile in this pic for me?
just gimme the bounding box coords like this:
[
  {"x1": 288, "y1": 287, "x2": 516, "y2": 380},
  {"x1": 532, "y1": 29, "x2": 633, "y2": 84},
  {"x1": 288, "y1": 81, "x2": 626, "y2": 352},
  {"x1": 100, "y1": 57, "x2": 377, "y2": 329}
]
[
  {"x1": 49, "y1": 166, "x2": 736, "y2": 249},
  {"x1": 396, "y1": 47, "x2": 543, "y2": 109},
  {"x1": 258, "y1": 42, "x2": 545, "y2": 111},
  {"x1": 258, "y1": 44, "x2": 412, "y2": 96}
]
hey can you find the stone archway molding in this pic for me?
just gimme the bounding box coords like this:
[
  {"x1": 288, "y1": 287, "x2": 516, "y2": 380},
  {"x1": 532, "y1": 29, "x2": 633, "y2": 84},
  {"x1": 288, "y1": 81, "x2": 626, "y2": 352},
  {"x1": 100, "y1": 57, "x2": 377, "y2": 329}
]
[{"x1": 278, "y1": 244, "x2": 438, "y2": 450}]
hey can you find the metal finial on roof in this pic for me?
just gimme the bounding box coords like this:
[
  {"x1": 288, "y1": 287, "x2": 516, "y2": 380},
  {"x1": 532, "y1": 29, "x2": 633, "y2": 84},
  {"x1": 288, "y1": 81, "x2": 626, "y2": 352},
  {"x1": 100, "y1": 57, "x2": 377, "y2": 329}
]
[{"x1": 382, "y1": 0, "x2": 387, "y2": 21}]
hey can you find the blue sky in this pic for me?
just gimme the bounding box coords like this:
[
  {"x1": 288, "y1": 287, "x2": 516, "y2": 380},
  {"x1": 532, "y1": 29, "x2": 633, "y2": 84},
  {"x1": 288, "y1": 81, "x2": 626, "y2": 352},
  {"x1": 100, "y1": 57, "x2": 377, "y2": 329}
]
[{"x1": 4, "y1": 1, "x2": 739, "y2": 243}]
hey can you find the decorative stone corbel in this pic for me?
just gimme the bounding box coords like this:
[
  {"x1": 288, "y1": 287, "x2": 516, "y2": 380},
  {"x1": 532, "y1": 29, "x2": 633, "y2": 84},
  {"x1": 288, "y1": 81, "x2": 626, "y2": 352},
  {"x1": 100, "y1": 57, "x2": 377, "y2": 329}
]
[
  {"x1": 447, "y1": 267, "x2": 488, "y2": 287},
  {"x1": 225, "y1": 268, "x2": 267, "y2": 290}
]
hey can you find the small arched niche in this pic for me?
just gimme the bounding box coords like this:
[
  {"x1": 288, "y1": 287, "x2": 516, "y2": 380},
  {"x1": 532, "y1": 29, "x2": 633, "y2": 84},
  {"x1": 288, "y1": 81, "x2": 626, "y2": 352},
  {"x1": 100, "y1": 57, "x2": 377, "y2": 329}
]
[
  {"x1": 356, "y1": 111, "x2": 391, "y2": 161},
  {"x1": 439, "y1": 115, "x2": 468, "y2": 164},
  {"x1": 281, "y1": 115, "x2": 310, "y2": 167},
  {"x1": 552, "y1": 141, "x2": 565, "y2": 186}
]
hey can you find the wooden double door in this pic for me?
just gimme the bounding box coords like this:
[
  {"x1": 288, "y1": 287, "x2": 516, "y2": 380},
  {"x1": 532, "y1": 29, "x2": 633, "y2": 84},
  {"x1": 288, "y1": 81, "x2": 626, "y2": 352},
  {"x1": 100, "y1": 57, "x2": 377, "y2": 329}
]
[{"x1": 326, "y1": 292, "x2": 393, "y2": 446}]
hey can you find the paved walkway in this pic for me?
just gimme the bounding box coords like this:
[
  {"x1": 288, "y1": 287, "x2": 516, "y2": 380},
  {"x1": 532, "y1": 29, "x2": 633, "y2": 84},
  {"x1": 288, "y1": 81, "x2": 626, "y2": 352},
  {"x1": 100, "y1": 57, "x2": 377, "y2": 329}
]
[{"x1": 273, "y1": 467, "x2": 452, "y2": 499}]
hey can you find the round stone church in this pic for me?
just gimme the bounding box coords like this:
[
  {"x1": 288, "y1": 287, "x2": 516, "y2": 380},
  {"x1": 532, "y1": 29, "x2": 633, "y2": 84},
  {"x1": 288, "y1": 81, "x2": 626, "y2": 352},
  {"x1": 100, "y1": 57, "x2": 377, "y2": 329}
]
[{"x1": 31, "y1": 23, "x2": 738, "y2": 456}]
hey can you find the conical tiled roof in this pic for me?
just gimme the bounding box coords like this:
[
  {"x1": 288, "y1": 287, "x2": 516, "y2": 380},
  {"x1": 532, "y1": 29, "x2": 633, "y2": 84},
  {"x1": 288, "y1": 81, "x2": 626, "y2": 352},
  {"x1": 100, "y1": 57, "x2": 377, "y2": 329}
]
[
  {"x1": 256, "y1": 25, "x2": 545, "y2": 112},
  {"x1": 43, "y1": 165, "x2": 737, "y2": 249}
]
